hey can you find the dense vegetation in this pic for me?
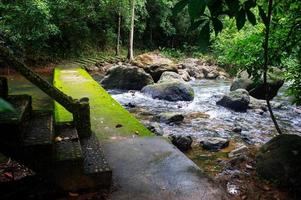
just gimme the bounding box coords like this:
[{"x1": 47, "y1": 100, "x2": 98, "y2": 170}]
[{"x1": 0, "y1": 0, "x2": 300, "y2": 103}]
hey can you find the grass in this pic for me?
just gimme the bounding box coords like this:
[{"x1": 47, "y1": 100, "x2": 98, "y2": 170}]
[{"x1": 53, "y1": 66, "x2": 154, "y2": 139}]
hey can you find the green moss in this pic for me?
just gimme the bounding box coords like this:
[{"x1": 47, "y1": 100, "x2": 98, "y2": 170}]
[{"x1": 53, "y1": 66, "x2": 154, "y2": 139}]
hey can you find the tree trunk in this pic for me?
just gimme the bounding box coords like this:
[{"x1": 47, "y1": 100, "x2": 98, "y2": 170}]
[
  {"x1": 116, "y1": 11, "x2": 121, "y2": 56},
  {"x1": 263, "y1": 0, "x2": 283, "y2": 135},
  {"x1": 127, "y1": 0, "x2": 135, "y2": 62}
]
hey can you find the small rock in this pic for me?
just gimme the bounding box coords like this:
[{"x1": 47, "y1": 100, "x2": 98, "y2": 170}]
[
  {"x1": 228, "y1": 145, "x2": 248, "y2": 158},
  {"x1": 232, "y1": 127, "x2": 242, "y2": 133},
  {"x1": 200, "y1": 137, "x2": 230, "y2": 151},
  {"x1": 157, "y1": 112, "x2": 184, "y2": 124},
  {"x1": 206, "y1": 71, "x2": 219, "y2": 79},
  {"x1": 115, "y1": 124, "x2": 123, "y2": 128},
  {"x1": 254, "y1": 109, "x2": 264, "y2": 115},
  {"x1": 170, "y1": 135, "x2": 193, "y2": 152},
  {"x1": 146, "y1": 122, "x2": 164, "y2": 136},
  {"x1": 216, "y1": 89, "x2": 250, "y2": 112},
  {"x1": 227, "y1": 182, "x2": 240, "y2": 195},
  {"x1": 178, "y1": 69, "x2": 191, "y2": 81},
  {"x1": 125, "y1": 103, "x2": 136, "y2": 108}
]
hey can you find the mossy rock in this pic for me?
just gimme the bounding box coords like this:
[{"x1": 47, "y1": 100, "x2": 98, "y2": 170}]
[{"x1": 256, "y1": 134, "x2": 301, "y2": 192}]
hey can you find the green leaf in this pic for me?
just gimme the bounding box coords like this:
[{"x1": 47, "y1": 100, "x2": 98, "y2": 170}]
[
  {"x1": 198, "y1": 21, "x2": 210, "y2": 52},
  {"x1": 225, "y1": 0, "x2": 240, "y2": 15},
  {"x1": 173, "y1": 0, "x2": 189, "y2": 15},
  {"x1": 0, "y1": 98, "x2": 15, "y2": 113},
  {"x1": 188, "y1": 17, "x2": 207, "y2": 32},
  {"x1": 212, "y1": 17, "x2": 223, "y2": 35},
  {"x1": 236, "y1": 9, "x2": 246, "y2": 30},
  {"x1": 246, "y1": 10, "x2": 256, "y2": 25},
  {"x1": 188, "y1": 0, "x2": 206, "y2": 21},
  {"x1": 258, "y1": 6, "x2": 268, "y2": 25},
  {"x1": 244, "y1": 0, "x2": 256, "y2": 9}
]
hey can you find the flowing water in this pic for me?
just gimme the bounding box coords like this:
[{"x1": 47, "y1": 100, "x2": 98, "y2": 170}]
[
  {"x1": 108, "y1": 79, "x2": 301, "y2": 145},
  {"x1": 4, "y1": 73, "x2": 301, "y2": 145}
]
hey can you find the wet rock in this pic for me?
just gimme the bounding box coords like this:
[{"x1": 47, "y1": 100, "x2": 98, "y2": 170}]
[
  {"x1": 170, "y1": 135, "x2": 193, "y2": 152},
  {"x1": 256, "y1": 134, "x2": 301, "y2": 192},
  {"x1": 145, "y1": 122, "x2": 164, "y2": 136},
  {"x1": 85, "y1": 64, "x2": 99, "y2": 72},
  {"x1": 178, "y1": 69, "x2": 191, "y2": 81},
  {"x1": 133, "y1": 53, "x2": 177, "y2": 82},
  {"x1": 249, "y1": 96, "x2": 267, "y2": 111},
  {"x1": 180, "y1": 58, "x2": 229, "y2": 80},
  {"x1": 230, "y1": 68, "x2": 284, "y2": 100},
  {"x1": 228, "y1": 145, "x2": 248, "y2": 158},
  {"x1": 254, "y1": 109, "x2": 264, "y2": 115},
  {"x1": 157, "y1": 112, "x2": 184, "y2": 124},
  {"x1": 206, "y1": 71, "x2": 219, "y2": 79},
  {"x1": 101, "y1": 65, "x2": 154, "y2": 90},
  {"x1": 232, "y1": 127, "x2": 242, "y2": 133},
  {"x1": 141, "y1": 81, "x2": 194, "y2": 102},
  {"x1": 216, "y1": 89, "x2": 250, "y2": 112},
  {"x1": 124, "y1": 102, "x2": 136, "y2": 108},
  {"x1": 158, "y1": 71, "x2": 184, "y2": 83},
  {"x1": 200, "y1": 137, "x2": 230, "y2": 151}
]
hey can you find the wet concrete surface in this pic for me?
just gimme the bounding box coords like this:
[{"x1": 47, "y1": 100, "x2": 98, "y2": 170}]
[{"x1": 103, "y1": 137, "x2": 227, "y2": 200}]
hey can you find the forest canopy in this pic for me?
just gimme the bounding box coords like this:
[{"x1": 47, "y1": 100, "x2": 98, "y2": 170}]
[{"x1": 0, "y1": 0, "x2": 300, "y2": 104}]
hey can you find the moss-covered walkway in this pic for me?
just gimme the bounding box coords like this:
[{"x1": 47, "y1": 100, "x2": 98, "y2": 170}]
[{"x1": 53, "y1": 65, "x2": 153, "y2": 139}]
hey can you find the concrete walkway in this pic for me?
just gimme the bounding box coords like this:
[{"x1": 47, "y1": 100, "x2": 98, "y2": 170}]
[{"x1": 53, "y1": 65, "x2": 226, "y2": 200}]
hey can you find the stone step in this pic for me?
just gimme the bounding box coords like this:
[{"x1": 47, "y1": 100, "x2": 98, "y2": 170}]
[
  {"x1": 0, "y1": 95, "x2": 32, "y2": 141},
  {"x1": 76, "y1": 60, "x2": 89, "y2": 65},
  {"x1": 51, "y1": 125, "x2": 112, "y2": 191},
  {"x1": 78, "y1": 59, "x2": 95, "y2": 65},
  {"x1": 80, "y1": 134, "x2": 112, "y2": 189},
  {"x1": 21, "y1": 111, "x2": 54, "y2": 170},
  {"x1": 86, "y1": 58, "x2": 100, "y2": 63},
  {"x1": 54, "y1": 124, "x2": 83, "y2": 164}
]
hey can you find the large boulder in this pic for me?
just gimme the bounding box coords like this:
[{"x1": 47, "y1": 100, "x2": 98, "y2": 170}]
[
  {"x1": 230, "y1": 68, "x2": 284, "y2": 100},
  {"x1": 133, "y1": 53, "x2": 178, "y2": 82},
  {"x1": 158, "y1": 71, "x2": 184, "y2": 83},
  {"x1": 141, "y1": 81, "x2": 194, "y2": 102},
  {"x1": 256, "y1": 134, "x2": 301, "y2": 192},
  {"x1": 100, "y1": 65, "x2": 154, "y2": 90},
  {"x1": 216, "y1": 89, "x2": 250, "y2": 112}
]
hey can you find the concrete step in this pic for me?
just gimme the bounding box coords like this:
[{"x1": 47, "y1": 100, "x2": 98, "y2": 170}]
[
  {"x1": 86, "y1": 58, "x2": 101, "y2": 63},
  {"x1": 80, "y1": 134, "x2": 112, "y2": 189},
  {"x1": 21, "y1": 111, "x2": 54, "y2": 171},
  {"x1": 0, "y1": 95, "x2": 32, "y2": 142},
  {"x1": 54, "y1": 124, "x2": 83, "y2": 164},
  {"x1": 51, "y1": 124, "x2": 84, "y2": 191},
  {"x1": 51, "y1": 125, "x2": 112, "y2": 191}
]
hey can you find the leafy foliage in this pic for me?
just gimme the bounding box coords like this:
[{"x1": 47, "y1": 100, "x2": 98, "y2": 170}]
[{"x1": 173, "y1": 0, "x2": 258, "y2": 51}]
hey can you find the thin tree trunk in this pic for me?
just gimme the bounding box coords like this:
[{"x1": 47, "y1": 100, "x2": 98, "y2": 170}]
[
  {"x1": 116, "y1": 11, "x2": 121, "y2": 56},
  {"x1": 263, "y1": 0, "x2": 283, "y2": 135},
  {"x1": 127, "y1": 0, "x2": 135, "y2": 62}
]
